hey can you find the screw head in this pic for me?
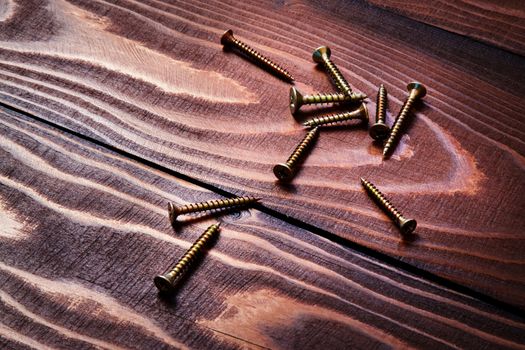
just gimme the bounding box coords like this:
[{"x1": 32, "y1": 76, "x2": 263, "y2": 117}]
[
  {"x1": 407, "y1": 82, "x2": 427, "y2": 99},
  {"x1": 312, "y1": 46, "x2": 331, "y2": 63},
  {"x1": 399, "y1": 217, "x2": 417, "y2": 235},
  {"x1": 273, "y1": 163, "x2": 294, "y2": 181},
  {"x1": 154, "y1": 275, "x2": 175, "y2": 294},
  {"x1": 358, "y1": 103, "x2": 369, "y2": 122},
  {"x1": 289, "y1": 87, "x2": 304, "y2": 115},
  {"x1": 221, "y1": 29, "x2": 235, "y2": 46},
  {"x1": 369, "y1": 122, "x2": 390, "y2": 140},
  {"x1": 168, "y1": 202, "x2": 179, "y2": 223}
]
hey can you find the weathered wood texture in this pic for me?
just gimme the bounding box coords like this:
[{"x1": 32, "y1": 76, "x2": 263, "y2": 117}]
[
  {"x1": 2, "y1": 108, "x2": 525, "y2": 349},
  {"x1": 367, "y1": 0, "x2": 525, "y2": 56},
  {"x1": 0, "y1": 0, "x2": 524, "y2": 311}
]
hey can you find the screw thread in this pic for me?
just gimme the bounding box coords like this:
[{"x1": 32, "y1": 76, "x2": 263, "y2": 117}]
[
  {"x1": 375, "y1": 84, "x2": 387, "y2": 124},
  {"x1": 383, "y1": 94, "x2": 417, "y2": 157},
  {"x1": 286, "y1": 127, "x2": 319, "y2": 168},
  {"x1": 304, "y1": 105, "x2": 367, "y2": 127},
  {"x1": 303, "y1": 92, "x2": 365, "y2": 105},
  {"x1": 156, "y1": 223, "x2": 220, "y2": 292},
  {"x1": 322, "y1": 58, "x2": 353, "y2": 96},
  {"x1": 360, "y1": 178, "x2": 405, "y2": 225},
  {"x1": 170, "y1": 196, "x2": 259, "y2": 221},
  {"x1": 231, "y1": 38, "x2": 294, "y2": 82}
]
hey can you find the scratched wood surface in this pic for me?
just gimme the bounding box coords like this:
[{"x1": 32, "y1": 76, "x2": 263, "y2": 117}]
[
  {"x1": 2, "y1": 107, "x2": 525, "y2": 349},
  {"x1": 367, "y1": 0, "x2": 525, "y2": 56},
  {"x1": 0, "y1": 0, "x2": 524, "y2": 334}
]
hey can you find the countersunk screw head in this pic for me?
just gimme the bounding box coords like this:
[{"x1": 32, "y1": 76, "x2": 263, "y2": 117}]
[
  {"x1": 153, "y1": 275, "x2": 175, "y2": 294},
  {"x1": 312, "y1": 46, "x2": 331, "y2": 63},
  {"x1": 407, "y1": 82, "x2": 427, "y2": 99},
  {"x1": 273, "y1": 163, "x2": 294, "y2": 181},
  {"x1": 399, "y1": 217, "x2": 417, "y2": 235},
  {"x1": 220, "y1": 29, "x2": 235, "y2": 46},
  {"x1": 369, "y1": 122, "x2": 390, "y2": 140},
  {"x1": 289, "y1": 87, "x2": 304, "y2": 115},
  {"x1": 360, "y1": 103, "x2": 370, "y2": 123}
]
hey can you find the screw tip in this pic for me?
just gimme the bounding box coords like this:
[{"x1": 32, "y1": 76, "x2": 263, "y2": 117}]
[{"x1": 382, "y1": 146, "x2": 390, "y2": 159}]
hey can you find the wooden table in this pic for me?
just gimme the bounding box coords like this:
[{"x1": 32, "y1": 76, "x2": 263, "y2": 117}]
[{"x1": 1, "y1": 0, "x2": 524, "y2": 348}]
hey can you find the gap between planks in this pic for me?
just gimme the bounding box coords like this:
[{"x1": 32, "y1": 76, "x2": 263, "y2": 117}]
[{"x1": 1, "y1": 99, "x2": 523, "y2": 319}]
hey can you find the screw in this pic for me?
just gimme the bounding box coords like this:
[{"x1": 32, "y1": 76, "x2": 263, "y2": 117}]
[
  {"x1": 168, "y1": 196, "x2": 260, "y2": 223},
  {"x1": 289, "y1": 87, "x2": 367, "y2": 115},
  {"x1": 360, "y1": 178, "x2": 417, "y2": 235},
  {"x1": 383, "y1": 82, "x2": 426, "y2": 158},
  {"x1": 154, "y1": 223, "x2": 221, "y2": 294},
  {"x1": 369, "y1": 84, "x2": 390, "y2": 141},
  {"x1": 221, "y1": 29, "x2": 294, "y2": 82},
  {"x1": 303, "y1": 103, "x2": 369, "y2": 128},
  {"x1": 273, "y1": 127, "x2": 319, "y2": 181},
  {"x1": 312, "y1": 46, "x2": 353, "y2": 96}
]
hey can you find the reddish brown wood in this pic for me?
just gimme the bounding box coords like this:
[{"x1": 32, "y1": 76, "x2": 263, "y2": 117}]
[
  {"x1": 367, "y1": 0, "x2": 525, "y2": 56},
  {"x1": 1, "y1": 108, "x2": 524, "y2": 349},
  {"x1": 0, "y1": 0, "x2": 524, "y2": 312}
]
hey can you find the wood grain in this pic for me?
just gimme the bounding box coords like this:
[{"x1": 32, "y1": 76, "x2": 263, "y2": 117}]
[
  {"x1": 367, "y1": 0, "x2": 525, "y2": 56},
  {"x1": 0, "y1": 0, "x2": 524, "y2": 311},
  {"x1": 1, "y1": 107, "x2": 525, "y2": 349}
]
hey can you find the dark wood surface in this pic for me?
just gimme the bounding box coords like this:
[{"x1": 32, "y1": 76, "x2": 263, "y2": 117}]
[
  {"x1": 1, "y1": 0, "x2": 525, "y2": 348},
  {"x1": 1, "y1": 107, "x2": 525, "y2": 349},
  {"x1": 367, "y1": 0, "x2": 525, "y2": 56}
]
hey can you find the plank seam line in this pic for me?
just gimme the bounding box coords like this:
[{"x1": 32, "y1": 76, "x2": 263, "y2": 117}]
[
  {"x1": 1, "y1": 100, "x2": 523, "y2": 318},
  {"x1": 363, "y1": 1, "x2": 525, "y2": 59}
]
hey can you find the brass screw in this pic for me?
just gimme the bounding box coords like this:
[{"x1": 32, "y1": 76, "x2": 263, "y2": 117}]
[
  {"x1": 303, "y1": 103, "x2": 369, "y2": 128},
  {"x1": 360, "y1": 178, "x2": 417, "y2": 235},
  {"x1": 369, "y1": 84, "x2": 390, "y2": 140},
  {"x1": 289, "y1": 87, "x2": 367, "y2": 115},
  {"x1": 273, "y1": 127, "x2": 319, "y2": 181},
  {"x1": 312, "y1": 46, "x2": 353, "y2": 96},
  {"x1": 383, "y1": 82, "x2": 427, "y2": 158},
  {"x1": 154, "y1": 223, "x2": 221, "y2": 294},
  {"x1": 168, "y1": 196, "x2": 260, "y2": 223},
  {"x1": 221, "y1": 29, "x2": 294, "y2": 82}
]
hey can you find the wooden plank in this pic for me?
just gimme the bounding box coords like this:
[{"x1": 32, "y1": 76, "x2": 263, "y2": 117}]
[
  {"x1": 0, "y1": 0, "x2": 524, "y2": 309},
  {"x1": 367, "y1": 0, "x2": 525, "y2": 56},
  {"x1": 1, "y1": 107, "x2": 525, "y2": 349}
]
